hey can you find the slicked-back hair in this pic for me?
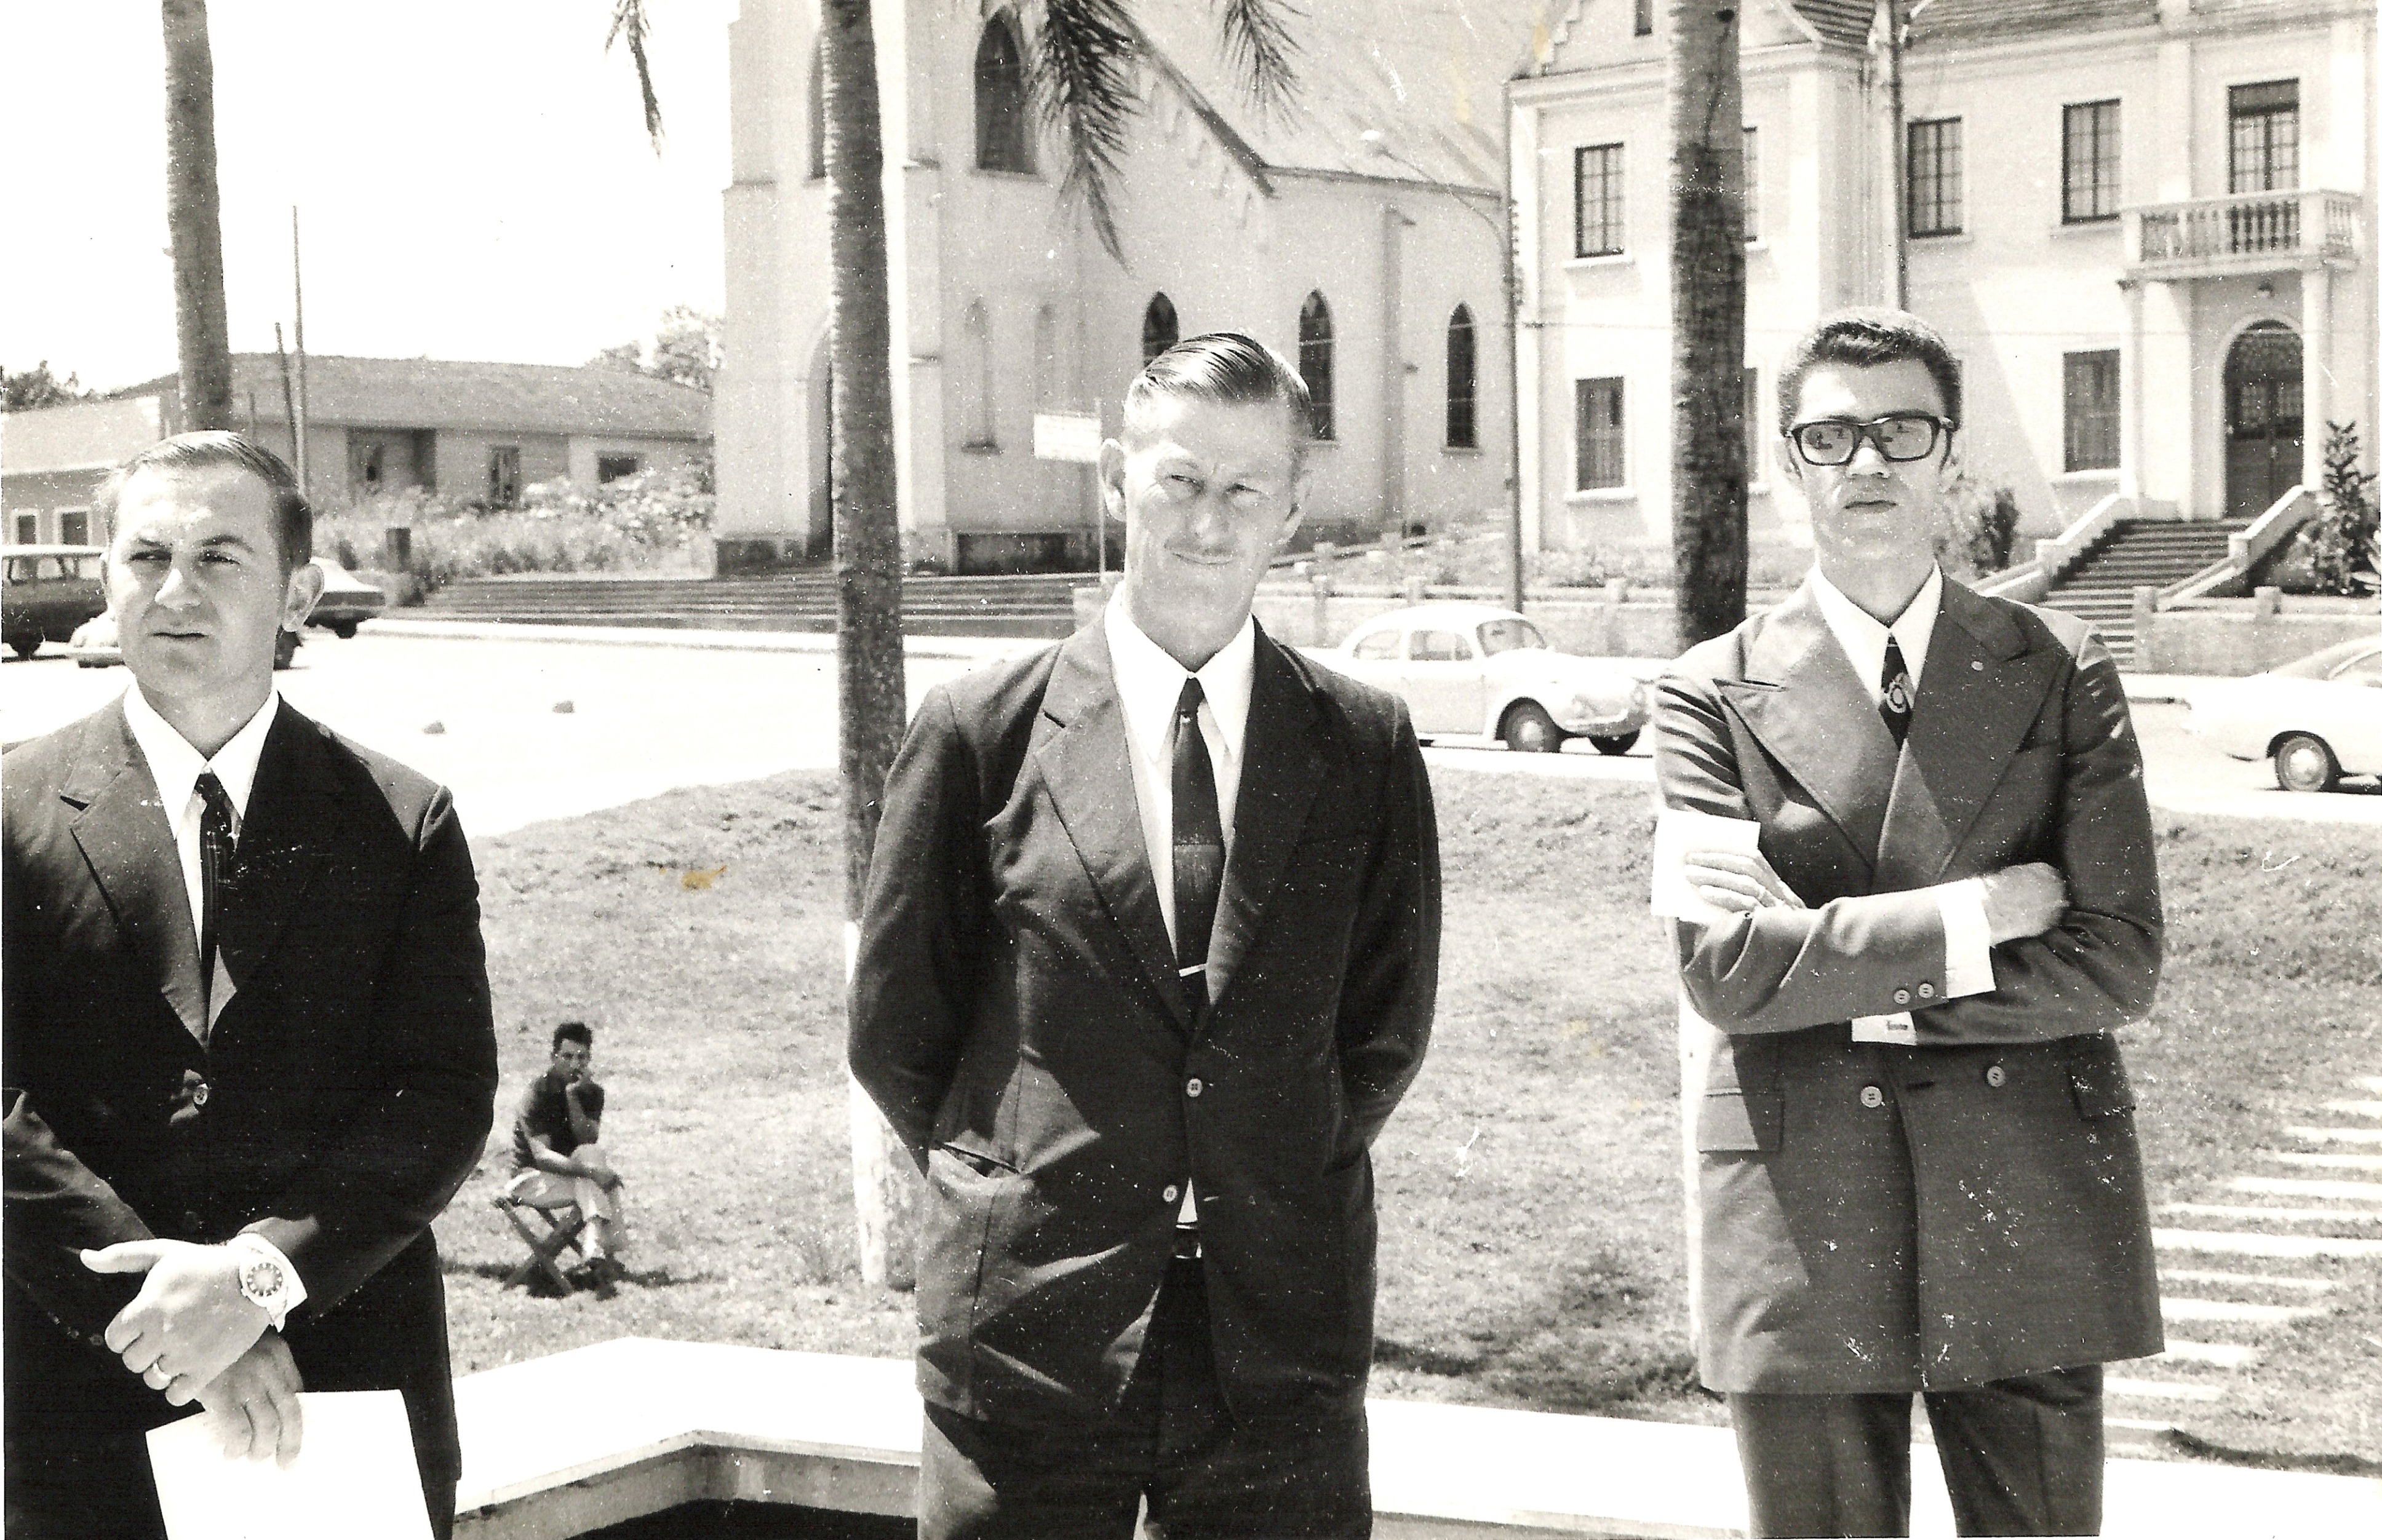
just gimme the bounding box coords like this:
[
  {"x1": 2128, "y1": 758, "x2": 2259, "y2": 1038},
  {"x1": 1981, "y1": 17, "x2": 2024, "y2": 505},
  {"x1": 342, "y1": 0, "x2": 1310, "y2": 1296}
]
[
  {"x1": 1775, "y1": 309, "x2": 1963, "y2": 438},
  {"x1": 1122, "y1": 331, "x2": 1314, "y2": 470},
  {"x1": 97, "y1": 431, "x2": 314, "y2": 574},
  {"x1": 552, "y1": 1022, "x2": 594, "y2": 1052}
]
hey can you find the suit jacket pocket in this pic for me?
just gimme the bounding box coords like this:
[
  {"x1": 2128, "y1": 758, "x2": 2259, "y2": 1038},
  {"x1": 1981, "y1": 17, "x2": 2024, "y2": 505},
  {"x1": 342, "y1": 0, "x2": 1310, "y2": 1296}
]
[
  {"x1": 1695, "y1": 1036, "x2": 1780, "y2": 1151},
  {"x1": 939, "y1": 1138, "x2": 1018, "y2": 1178},
  {"x1": 2064, "y1": 1033, "x2": 2137, "y2": 1119}
]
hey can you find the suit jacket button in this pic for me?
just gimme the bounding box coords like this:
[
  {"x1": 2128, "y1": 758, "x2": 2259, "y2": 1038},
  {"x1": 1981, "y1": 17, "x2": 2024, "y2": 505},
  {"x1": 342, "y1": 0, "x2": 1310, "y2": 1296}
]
[
  {"x1": 1859, "y1": 1084, "x2": 1886, "y2": 1109},
  {"x1": 1917, "y1": 983, "x2": 1936, "y2": 1000},
  {"x1": 1985, "y1": 1064, "x2": 2008, "y2": 1089},
  {"x1": 1892, "y1": 988, "x2": 1912, "y2": 1007},
  {"x1": 1163, "y1": 1185, "x2": 1181, "y2": 1204},
  {"x1": 1185, "y1": 1078, "x2": 1204, "y2": 1098},
  {"x1": 191, "y1": 1082, "x2": 210, "y2": 1108}
]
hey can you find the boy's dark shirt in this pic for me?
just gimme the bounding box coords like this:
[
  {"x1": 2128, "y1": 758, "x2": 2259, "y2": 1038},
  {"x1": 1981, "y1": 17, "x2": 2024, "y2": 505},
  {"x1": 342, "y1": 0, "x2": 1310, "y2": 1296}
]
[{"x1": 511, "y1": 1071, "x2": 603, "y2": 1172}]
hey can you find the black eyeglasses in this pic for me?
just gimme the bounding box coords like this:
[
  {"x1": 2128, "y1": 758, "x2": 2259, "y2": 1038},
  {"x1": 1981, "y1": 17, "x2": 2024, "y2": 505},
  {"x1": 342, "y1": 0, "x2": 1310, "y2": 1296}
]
[{"x1": 1785, "y1": 414, "x2": 1955, "y2": 466}]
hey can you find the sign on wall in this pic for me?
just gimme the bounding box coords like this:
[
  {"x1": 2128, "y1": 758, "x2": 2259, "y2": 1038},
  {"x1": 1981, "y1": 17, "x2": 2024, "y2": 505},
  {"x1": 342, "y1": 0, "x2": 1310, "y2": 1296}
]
[{"x1": 1033, "y1": 412, "x2": 1103, "y2": 464}]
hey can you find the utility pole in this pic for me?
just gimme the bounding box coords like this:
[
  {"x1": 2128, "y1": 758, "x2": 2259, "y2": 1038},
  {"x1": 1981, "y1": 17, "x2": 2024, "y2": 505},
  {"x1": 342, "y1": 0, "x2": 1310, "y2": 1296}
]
[
  {"x1": 1668, "y1": 2, "x2": 1750, "y2": 651},
  {"x1": 292, "y1": 207, "x2": 310, "y2": 494},
  {"x1": 1882, "y1": 0, "x2": 1907, "y2": 308},
  {"x1": 162, "y1": 0, "x2": 233, "y2": 432}
]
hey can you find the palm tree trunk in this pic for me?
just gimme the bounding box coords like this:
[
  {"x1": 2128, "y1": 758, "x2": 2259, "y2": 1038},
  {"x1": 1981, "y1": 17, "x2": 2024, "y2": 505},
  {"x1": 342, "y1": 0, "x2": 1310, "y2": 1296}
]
[
  {"x1": 1667, "y1": 1, "x2": 1748, "y2": 650},
  {"x1": 823, "y1": 0, "x2": 916, "y2": 1291},
  {"x1": 162, "y1": 0, "x2": 234, "y2": 432}
]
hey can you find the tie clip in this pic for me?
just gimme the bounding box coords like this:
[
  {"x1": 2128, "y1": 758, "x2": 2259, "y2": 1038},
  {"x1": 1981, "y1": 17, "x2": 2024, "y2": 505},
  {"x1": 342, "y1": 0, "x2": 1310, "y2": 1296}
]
[{"x1": 1177, "y1": 964, "x2": 1206, "y2": 977}]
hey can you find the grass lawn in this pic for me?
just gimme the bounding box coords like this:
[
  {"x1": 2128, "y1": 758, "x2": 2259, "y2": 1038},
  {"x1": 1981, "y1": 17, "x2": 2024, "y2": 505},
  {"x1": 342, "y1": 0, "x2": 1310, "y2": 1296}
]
[{"x1": 435, "y1": 767, "x2": 2380, "y2": 1469}]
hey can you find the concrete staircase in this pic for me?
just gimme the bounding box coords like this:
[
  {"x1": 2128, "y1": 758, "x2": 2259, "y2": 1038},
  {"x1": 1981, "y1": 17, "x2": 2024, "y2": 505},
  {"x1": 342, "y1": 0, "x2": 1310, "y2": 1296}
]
[
  {"x1": 416, "y1": 571, "x2": 1083, "y2": 638},
  {"x1": 2038, "y1": 520, "x2": 2249, "y2": 665}
]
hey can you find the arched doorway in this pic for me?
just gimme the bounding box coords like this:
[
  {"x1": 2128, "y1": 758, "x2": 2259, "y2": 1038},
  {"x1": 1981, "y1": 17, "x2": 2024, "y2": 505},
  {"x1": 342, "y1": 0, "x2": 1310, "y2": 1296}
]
[{"x1": 2224, "y1": 321, "x2": 2302, "y2": 518}]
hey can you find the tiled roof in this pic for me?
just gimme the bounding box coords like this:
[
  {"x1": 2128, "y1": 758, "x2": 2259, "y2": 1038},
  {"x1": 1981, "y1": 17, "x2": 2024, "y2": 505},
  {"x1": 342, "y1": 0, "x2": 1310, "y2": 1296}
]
[
  {"x1": 1793, "y1": 0, "x2": 1879, "y2": 48},
  {"x1": 1, "y1": 395, "x2": 164, "y2": 475},
  {"x1": 119, "y1": 355, "x2": 711, "y2": 439},
  {"x1": 1913, "y1": 0, "x2": 2159, "y2": 42},
  {"x1": 1131, "y1": 0, "x2": 1539, "y2": 191}
]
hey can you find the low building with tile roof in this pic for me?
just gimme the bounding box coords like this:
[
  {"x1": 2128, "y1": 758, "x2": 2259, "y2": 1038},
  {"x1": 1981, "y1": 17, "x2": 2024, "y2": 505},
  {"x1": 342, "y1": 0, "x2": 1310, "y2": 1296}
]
[{"x1": 1513, "y1": 0, "x2": 2374, "y2": 555}]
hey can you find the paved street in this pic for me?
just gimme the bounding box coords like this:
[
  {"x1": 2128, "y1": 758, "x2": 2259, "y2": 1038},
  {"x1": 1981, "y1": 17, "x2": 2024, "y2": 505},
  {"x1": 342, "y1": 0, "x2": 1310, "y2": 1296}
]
[{"x1": 4, "y1": 629, "x2": 2375, "y2": 832}]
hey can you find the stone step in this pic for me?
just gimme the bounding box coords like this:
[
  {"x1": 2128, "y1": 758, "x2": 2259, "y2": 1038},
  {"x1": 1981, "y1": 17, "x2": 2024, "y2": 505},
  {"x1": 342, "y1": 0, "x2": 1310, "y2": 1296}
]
[
  {"x1": 2156, "y1": 1340, "x2": 2260, "y2": 1369},
  {"x1": 2105, "y1": 1377, "x2": 2224, "y2": 1403},
  {"x1": 2158, "y1": 1268, "x2": 2335, "y2": 1293},
  {"x1": 2160, "y1": 1201, "x2": 2382, "y2": 1224},
  {"x1": 2262, "y1": 1149, "x2": 2382, "y2": 1170},
  {"x1": 2159, "y1": 1297, "x2": 2325, "y2": 1325},
  {"x1": 2283, "y1": 1125, "x2": 2382, "y2": 1145},
  {"x1": 2229, "y1": 1174, "x2": 2382, "y2": 1203},
  {"x1": 2153, "y1": 1226, "x2": 2382, "y2": 1260},
  {"x1": 2320, "y1": 1099, "x2": 2382, "y2": 1119}
]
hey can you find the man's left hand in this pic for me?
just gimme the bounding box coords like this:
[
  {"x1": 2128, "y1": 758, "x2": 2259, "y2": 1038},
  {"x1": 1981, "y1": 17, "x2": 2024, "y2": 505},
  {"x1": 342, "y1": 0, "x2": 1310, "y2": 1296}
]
[{"x1": 83, "y1": 1239, "x2": 269, "y2": 1402}]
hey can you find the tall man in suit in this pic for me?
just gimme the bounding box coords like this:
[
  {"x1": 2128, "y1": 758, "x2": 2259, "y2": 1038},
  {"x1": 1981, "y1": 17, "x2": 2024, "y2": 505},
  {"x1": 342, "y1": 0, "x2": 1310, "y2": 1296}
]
[
  {"x1": 1655, "y1": 311, "x2": 2164, "y2": 1538},
  {"x1": 4, "y1": 433, "x2": 499, "y2": 1538},
  {"x1": 850, "y1": 333, "x2": 1440, "y2": 1539}
]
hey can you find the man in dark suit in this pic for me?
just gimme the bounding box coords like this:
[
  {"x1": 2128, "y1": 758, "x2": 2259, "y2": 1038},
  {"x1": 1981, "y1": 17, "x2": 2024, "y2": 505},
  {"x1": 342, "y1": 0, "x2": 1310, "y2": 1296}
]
[
  {"x1": 4, "y1": 432, "x2": 498, "y2": 1538},
  {"x1": 850, "y1": 333, "x2": 1440, "y2": 1539},
  {"x1": 1655, "y1": 311, "x2": 2164, "y2": 1538}
]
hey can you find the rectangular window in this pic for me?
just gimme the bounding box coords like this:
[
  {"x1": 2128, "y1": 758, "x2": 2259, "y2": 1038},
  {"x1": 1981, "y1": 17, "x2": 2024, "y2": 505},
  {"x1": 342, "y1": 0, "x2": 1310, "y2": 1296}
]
[
  {"x1": 57, "y1": 509, "x2": 90, "y2": 546},
  {"x1": 488, "y1": 446, "x2": 522, "y2": 508},
  {"x1": 12, "y1": 512, "x2": 38, "y2": 544},
  {"x1": 1574, "y1": 144, "x2": 1625, "y2": 257},
  {"x1": 1906, "y1": 117, "x2": 1963, "y2": 237},
  {"x1": 2063, "y1": 351, "x2": 2121, "y2": 472},
  {"x1": 1742, "y1": 126, "x2": 1759, "y2": 242},
  {"x1": 1634, "y1": 0, "x2": 1652, "y2": 35},
  {"x1": 1575, "y1": 377, "x2": 1625, "y2": 491},
  {"x1": 2061, "y1": 100, "x2": 2121, "y2": 223},
  {"x1": 2228, "y1": 79, "x2": 2298, "y2": 194},
  {"x1": 596, "y1": 453, "x2": 642, "y2": 483}
]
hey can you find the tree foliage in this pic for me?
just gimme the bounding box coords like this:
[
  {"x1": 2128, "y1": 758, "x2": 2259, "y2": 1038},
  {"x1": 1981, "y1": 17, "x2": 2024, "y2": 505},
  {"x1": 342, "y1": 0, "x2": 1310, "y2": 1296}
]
[
  {"x1": 588, "y1": 306, "x2": 722, "y2": 393},
  {"x1": 2, "y1": 362, "x2": 94, "y2": 413},
  {"x1": 2301, "y1": 421, "x2": 2380, "y2": 597}
]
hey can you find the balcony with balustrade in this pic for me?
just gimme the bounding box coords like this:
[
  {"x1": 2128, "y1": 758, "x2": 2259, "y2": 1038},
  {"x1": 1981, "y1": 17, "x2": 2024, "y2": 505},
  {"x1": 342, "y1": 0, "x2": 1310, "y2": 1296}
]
[{"x1": 2124, "y1": 189, "x2": 2361, "y2": 282}]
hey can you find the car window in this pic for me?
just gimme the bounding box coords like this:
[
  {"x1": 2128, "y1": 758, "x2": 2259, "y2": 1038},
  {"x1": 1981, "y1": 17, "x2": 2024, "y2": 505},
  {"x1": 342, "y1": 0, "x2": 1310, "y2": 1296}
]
[
  {"x1": 1409, "y1": 629, "x2": 1473, "y2": 662},
  {"x1": 2330, "y1": 648, "x2": 2382, "y2": 686},
  {"x1": 2, "y1": 558, "x2": 26, "y2": 583},
  {"x1": 2274, "y1": 637, "x2": 2382, "y2": 680},
  {"x1": 33, "y1": 557, "x2": 65, "y2": 581},
  {"x1": 1350, "y1": 628, "x2": 1400, "y2": 661},
  {"x1": 68, "y1": 555, "x2": 104, "y2": 580},
  {"x1": 1478, "y1": 618, "x2": 1547, "y2": 656}
]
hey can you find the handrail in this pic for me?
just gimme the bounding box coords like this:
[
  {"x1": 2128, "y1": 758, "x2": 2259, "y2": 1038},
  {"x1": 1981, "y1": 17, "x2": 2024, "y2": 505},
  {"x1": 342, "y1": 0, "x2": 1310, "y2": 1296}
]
[
  {"x1": 1973, "y1": 558, "x2": 2048, "y2": 602},
  {"x1": 2033, "y1": 491, "x2": 2134, "y2": 585},
  {"x1": 2159, "y1": 486, "x2": 2314, "y2": 604}
]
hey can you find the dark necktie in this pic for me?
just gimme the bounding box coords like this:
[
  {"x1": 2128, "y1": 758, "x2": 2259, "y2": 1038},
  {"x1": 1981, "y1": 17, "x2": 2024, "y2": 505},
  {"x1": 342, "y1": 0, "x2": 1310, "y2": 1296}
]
[
  {"x1": 1171, "y1": 678, "x2": 1224, "y2": 1004},
  {"x1": 1880, "y1": 637, "x2": 1914, "y2": 748},
  {"x1": 196, "y1": 770, "x2": 237, "y2": 1030}
]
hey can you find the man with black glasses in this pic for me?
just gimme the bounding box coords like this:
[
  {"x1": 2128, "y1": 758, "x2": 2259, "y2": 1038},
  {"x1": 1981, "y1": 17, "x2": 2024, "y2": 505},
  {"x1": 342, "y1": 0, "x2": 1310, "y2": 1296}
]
[{"x1": 1653, "y1": 311, "x2": 2164, "y2": 1537}]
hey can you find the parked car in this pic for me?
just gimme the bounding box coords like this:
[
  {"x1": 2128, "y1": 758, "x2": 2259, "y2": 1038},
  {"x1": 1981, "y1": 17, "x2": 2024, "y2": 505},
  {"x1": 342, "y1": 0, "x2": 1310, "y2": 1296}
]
[
  {"x1": 306, "y1": 559, "x2": 384, "y2": 638},
  {"x1": 2, "y1": 545, "x2": 107, "y2": 658},
  {"x1": 1310, "y1": 602, "x2": 1652, "y2": 753},
  {"x1": 2185, "y1": 633, "x2": 2382, "y2": 793}
]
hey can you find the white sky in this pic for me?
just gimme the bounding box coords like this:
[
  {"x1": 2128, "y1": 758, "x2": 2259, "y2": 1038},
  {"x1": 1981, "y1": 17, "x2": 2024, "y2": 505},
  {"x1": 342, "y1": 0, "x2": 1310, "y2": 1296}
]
[{"x1": 0, "y1": 2, "x2": 737, "y2": 394}]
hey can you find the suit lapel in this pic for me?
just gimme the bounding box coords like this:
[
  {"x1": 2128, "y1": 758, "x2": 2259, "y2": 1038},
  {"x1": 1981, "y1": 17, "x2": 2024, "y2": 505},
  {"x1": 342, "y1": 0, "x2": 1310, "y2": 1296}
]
[
  {"x1": 1032, "y1": 629, "x2": 1195, "y2": 1031},
  {"x1": 1202, "y1": 629, "x2": 1325, "y2": 1015},
  {"x1": 1719, "y1": 583, "x2": 1899, "y2": 870},
  {"x1": 215, "y1": 706, "x2": 334, "y2": 1001},
  {"x1": 1878, "y1": 579, "x2": 2057, "y2": 885},
  {"x1": 63, "y1": 701, "x2": 207, "y2": 1040}
]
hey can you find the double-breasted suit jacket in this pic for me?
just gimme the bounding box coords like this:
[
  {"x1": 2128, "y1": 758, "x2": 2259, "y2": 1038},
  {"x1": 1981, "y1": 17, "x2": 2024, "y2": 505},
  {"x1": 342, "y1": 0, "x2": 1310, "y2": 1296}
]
[
  {"x1": 3, "y1": 698, "x2": 498, "y2": 1526},
  {"x1": 849, "y1": 621, "x2": 1440, "y2": 1427},
  {"x1": 1655, "y1": 577, "x2": 2164, "y2": 1395}
]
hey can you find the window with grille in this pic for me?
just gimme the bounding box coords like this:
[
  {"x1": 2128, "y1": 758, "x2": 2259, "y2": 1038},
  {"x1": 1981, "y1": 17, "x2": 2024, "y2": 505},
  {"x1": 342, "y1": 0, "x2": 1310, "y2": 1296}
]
[
  {"x1": 2062, "y1": 100, "x2": 2120, "y2": 223},
  {"x1": 2228, "y1": 80, "x2": 2298, "y2": 194},
  {"x1": 974, "y1": 14, "x2": 1034, "y2": 174},
  {"x1": 1299, "y1": 292, "x2": 1336, "y2": 441},
  {"x1": 1575, "y1": 377, "x2": 1624, "y2": 491},
  {"x1": 2063, "y1": 351, "x2": 2120, "y2": 472},
  {"x1": 1906, "y1": 117, "x2": 1962, "y2": 237},
  {"x1": 1575, "y1": 144, "x2": 1625, "y2": 257},
  {"x1": 1446, "y1": 305, "x2": 1477, "y2": 450}
]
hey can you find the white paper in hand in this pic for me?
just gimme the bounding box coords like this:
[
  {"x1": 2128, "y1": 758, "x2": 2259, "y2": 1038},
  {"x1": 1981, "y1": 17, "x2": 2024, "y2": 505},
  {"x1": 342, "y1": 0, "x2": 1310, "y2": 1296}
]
[
  {"x1": 1651, "y1": 808, "x2": 1765, "y2": 926},
  {"x1": 147, "y1": 1389, "x2": 432, "y2": 1540}
]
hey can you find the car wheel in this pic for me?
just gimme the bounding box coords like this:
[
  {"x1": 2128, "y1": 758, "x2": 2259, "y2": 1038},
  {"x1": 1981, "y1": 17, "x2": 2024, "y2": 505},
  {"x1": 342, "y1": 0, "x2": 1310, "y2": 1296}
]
[
  {"x1": 2272, "y1": 732, "x2": 2341, "y2": 794},
  {"x1": 274, "y1": 630, "x2": 298, "y2": 670},
  {"x1": 332, "y1": 621, "x2": 359, "y2": 639},
  {"x1": 1588, "y1": 730, "x2": 1640, "y2": 756},
  {"x1": 1501, "y1": 701, "x2": 1564, "y2": 753},
  {"x1": 9, "y1": 634, "x2": 40, "y2": 660}
]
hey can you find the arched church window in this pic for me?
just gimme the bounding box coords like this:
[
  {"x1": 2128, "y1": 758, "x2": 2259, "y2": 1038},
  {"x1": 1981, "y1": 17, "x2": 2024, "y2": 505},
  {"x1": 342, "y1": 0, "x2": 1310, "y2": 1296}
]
[
  {"x1": 1142, "y1": 293, "x2": 1179, "y2": 363},
  {"x1": 974, "y1": 14, "x2": 1033, "y2": 173},
  {"x1": 1299, "y1": 291, "x2": 1335, "y2": 440},
  {"x1": 1445, "y1": 304, "x2": 1477, "y2": 449}
]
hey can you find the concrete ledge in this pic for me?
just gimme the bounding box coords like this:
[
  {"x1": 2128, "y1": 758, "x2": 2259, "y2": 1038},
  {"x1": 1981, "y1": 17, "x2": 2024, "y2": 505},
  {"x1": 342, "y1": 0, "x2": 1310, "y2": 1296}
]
[
  {"x1": 2140, "y1": 605, "x2": 2381, "y2": 675},
  {"x1": 452, "y1": 1339, "x2": 2382, "y2": 1539}
]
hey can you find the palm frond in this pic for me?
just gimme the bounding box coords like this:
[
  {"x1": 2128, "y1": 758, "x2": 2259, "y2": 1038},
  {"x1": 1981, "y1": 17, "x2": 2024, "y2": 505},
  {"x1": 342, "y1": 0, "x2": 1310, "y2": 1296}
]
[
  {"x1": 1213, "y1": 0, "x2": 1304, "y2": 125},
  {"x1": 607, "y1": 0, "x2": 666, "y2": 153},
  {"x1": 1027, "y1": 0, "x2": 1140, "y2": 265}
]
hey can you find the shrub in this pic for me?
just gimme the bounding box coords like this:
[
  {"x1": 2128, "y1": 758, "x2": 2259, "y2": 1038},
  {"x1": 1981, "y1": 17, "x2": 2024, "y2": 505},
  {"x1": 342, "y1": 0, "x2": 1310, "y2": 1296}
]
[
  {"x1": 2297, "y1": 421, "x2": 2380, "y2": 597},
  {"x1": 1935, "y1": 470, "x2": 2022, "y2": 581}
]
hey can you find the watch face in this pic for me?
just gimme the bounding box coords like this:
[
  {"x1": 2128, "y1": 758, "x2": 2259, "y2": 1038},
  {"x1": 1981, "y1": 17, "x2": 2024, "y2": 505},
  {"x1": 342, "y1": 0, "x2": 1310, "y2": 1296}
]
[{"x1": 242, "y1": 1258, "x2": 285, "y2": 1300}]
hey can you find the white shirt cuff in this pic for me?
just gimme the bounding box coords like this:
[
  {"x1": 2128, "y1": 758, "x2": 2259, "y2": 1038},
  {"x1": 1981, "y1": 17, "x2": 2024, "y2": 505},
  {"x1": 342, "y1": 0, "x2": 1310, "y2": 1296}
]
[
  {"x1": 1936, "y1": 878, "x2": 1996, "y2": 999},
  {"x1": 228, "y1": 1232, "x2": 308, "y2": 1329}
]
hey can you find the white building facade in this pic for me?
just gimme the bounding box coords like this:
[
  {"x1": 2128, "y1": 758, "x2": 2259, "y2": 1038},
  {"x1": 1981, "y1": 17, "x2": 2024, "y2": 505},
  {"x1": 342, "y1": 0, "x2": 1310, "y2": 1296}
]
[
  {"x1": 1512, "y1": 0, "x2": 2375, "y2": 555},
  {"x1": 715, "y1": 0, "x2": 1530, "y2": 574}
]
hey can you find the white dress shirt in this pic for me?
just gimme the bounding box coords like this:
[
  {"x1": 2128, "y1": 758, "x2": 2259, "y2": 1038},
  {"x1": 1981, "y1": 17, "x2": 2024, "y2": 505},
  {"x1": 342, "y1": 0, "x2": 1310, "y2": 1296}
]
[
  {"x1": 121, "y1": 683, "x2": 309, "y2": 1320},
  {"x1": 1806, "y1": 565, "x2": 1997, "y2": 1025},
  {"x1": 1104, "y1": 600, "x2": 1256, "y2": 1226}
]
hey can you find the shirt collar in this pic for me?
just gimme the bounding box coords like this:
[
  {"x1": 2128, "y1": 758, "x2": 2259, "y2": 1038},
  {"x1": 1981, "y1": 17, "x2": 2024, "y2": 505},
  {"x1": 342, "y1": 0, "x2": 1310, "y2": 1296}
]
[
  {"x1": 1104, "y1": 600, "x2": 1256, "y2": 766},
  {"x1": 122, "y1": 683, "x2": 282, "y2": 827},
  {"x1": 1809, "y1": 563, "x2": 1943, "y2": 694}
]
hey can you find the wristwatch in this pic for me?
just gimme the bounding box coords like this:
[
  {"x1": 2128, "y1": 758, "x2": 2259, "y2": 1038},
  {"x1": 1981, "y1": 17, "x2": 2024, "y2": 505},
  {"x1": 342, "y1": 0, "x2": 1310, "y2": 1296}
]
[{"x1": 225, "y1": 1234, "x2": 296, "y2": 1327}]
